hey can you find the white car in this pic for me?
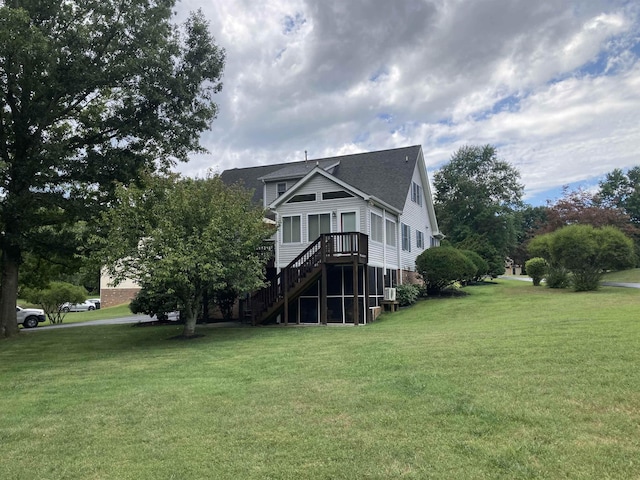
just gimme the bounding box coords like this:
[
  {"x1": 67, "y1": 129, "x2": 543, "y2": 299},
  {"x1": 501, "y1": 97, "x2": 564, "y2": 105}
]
[
  {"x1": 17, "y1": 306, "x2": 46, "y2": 328},
  {"x1": 60, "y1": 300, "x2": 96, "y2": 312}
]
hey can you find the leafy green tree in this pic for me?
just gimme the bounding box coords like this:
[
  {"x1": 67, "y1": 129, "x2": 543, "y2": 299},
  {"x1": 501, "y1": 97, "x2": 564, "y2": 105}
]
[
  {"x1": 529, "y1": 225, "x2": 635, "y2": 291},
  {"x1": 416, "y1": 247, "x2": 477, "y2": 294},
  {"x1": 0, "y1": 0, "x2": 225, "y2": 338},
  {"x1": 524, "y1": 257, "x2": 547, "y2": 286},
  {"x1": 434, "y1": 145, "x2": 524, "y2": 274},
  {"x1": 22, "y1": 281, "x2": 86, "y2": 324},
  {"x1": 599, "y1": 167, "x2": 640, "y2": 224},
  {"x1": 99, "y1": 175, "x2": 276, "y2": 337}
]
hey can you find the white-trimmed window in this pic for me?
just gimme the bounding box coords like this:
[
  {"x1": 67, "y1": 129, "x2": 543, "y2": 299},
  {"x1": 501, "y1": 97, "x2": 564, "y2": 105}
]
[
  {"x1": 277, "y1": 182, "x2": 287, "y2": 197},
  {"x1": 401, "y1": 223, "x2": 411, "y2": 251},
  {"x1": 411, "y1": 182, "x2": 423, "y2": 206},
  {"x1": 308, "y1": 213, "x2": 331, "y2": 242},
  {"x1": 385, "y1": 219, "x2": 396, "y2": 247},
  {"x1": 282, "y1": 216, "x2": 301, "y2": 243},
  {"x1": 416, "y1": 230, "x2": 424, "y2": 249},
  {"x1": 370, "y1": 213, "x2": 383, "y2": 243}
]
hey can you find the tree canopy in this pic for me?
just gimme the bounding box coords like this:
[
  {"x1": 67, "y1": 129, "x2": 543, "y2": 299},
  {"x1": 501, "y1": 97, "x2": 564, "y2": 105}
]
[
  {"x1": 99, "y1": 175, "x2": 275, "y2": 337},
  {"x1": 0, "y1": 0, "x2": 225, "y2": 338},
  {"x1": 433, "y1": 145, "x2": 524, "y2": 274}
]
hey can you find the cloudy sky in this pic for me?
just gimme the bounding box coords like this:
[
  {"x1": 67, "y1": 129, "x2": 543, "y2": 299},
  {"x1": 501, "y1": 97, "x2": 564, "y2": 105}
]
[{"x1": 173, "y1": 0, "x2": 640, "y2": 205}]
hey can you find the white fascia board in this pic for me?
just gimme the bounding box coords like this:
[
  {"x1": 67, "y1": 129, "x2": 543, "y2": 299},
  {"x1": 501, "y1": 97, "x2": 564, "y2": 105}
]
[
  {"x1": 268, "y1": 166, "x2": 369, "y2": 209},
  {"x1": 416, "y1": 147, "x2": 443, "y2": 237}
]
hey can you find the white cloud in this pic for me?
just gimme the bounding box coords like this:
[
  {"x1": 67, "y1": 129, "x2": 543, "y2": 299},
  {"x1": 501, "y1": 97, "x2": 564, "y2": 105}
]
[{"x1": 173, "y1": 0, "x2": 640, "y2": 204}]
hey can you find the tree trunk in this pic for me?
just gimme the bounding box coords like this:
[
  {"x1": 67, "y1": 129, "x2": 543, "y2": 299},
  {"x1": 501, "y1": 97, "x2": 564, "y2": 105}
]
[
  {"x1": 181, "y1": 302, "x2": 198, "y2": 337},
  {"x1": 0, "y1": 247, "x2": 21, "y2": 338}
]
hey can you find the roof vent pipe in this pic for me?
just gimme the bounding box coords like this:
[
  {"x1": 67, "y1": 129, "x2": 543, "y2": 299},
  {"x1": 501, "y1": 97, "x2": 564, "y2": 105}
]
[{"x1": 305, "y1": 150, "x2": 308, "y2": 163}]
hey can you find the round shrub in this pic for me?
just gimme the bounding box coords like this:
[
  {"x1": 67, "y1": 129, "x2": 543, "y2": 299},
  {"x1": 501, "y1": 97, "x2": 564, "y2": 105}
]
[
  {"x1": 416, "y1": 247, "x2": 477, "y2": 294},
  {"x1": 525, "y1": 257, "x2": 547, "y2": 286},
  {"x1": 396, "y1": 284, "x2": 421, "y2": 307}
]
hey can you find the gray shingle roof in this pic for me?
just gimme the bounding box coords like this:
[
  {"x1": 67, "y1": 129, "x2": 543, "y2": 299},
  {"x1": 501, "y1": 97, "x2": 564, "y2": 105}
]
[{"x1": 220, "y1": 145, "x2": 423, "y2": 211}]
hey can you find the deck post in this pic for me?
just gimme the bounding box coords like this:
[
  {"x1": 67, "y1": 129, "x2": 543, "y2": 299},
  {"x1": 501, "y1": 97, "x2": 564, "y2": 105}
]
[
  {"x1": 283, "y1": 268, "x2": 289, "y2": 325},
  {"x1": 321, "y1": 236, "x2": 328, "y2": 325},
  {"x1": 363, "y1": 264, "x2": 370, "y2": 323},
  {"x1": 353, "y1": 248, "x2": 359, "y2": 326}
]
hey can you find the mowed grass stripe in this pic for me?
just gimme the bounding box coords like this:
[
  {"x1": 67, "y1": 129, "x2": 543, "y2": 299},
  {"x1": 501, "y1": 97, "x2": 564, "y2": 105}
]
[{"x1": 1, "y1": 280, "x2": 638, "y2": 479}]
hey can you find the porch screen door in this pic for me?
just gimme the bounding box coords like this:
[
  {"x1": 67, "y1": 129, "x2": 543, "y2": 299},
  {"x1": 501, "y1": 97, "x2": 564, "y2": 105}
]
[{"x1": 341, "y1": 212, "x2": 356, "y2": 253}]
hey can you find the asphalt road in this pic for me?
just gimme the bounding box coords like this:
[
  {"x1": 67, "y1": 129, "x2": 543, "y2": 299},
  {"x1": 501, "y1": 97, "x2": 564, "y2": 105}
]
[{"x1": 23, "y1": 314, "x2": 159, "y2": 331}]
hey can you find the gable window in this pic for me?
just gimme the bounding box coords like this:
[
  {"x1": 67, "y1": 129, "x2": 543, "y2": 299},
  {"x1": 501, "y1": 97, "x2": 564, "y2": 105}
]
[
  {"x1": 322, "y1": 190, "x2": 354, "y2": 200},
  {"x1": 401, "y1": 223, "x2": 411, "y2": 251},
  {"x1": 277, "y1": 182, "x2": 287, "y2": 197},
  {"x1": 416, "y1": 230, "x2": 424, "y2": 249},
  {"x1": 282, "y1": 216, "x2": 301, "y2": 243},
  {"x1": 385, "y1": 219, "x2": 396, "y2": 247},
  {"x1": 287, "y1": 193, "x2": 316, "y2": 203},
  {"x1": 411, "y1": 182, "x2": 423, "y2": 206},
  {"x1": 308, "y1": 213, "x2": 331, "y2": 242},
  {"x1": 370, "y1": 213, "x2": 383, "y2": 243}
]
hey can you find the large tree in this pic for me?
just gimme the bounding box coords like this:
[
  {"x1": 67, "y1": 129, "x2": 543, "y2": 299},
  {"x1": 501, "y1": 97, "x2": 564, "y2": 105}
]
[
  {"x1": 433, "y1": 145, "x2": 524, "y2": 275},
  {"x1": 0, "y1": 0, "x2": 225, "y2": 338},
  {"x1": 598, "y1": 167, "x2": 640, "y2": 224},
  {"x1": 100, "y1": 175, "x2": 275, "y2": 338}
]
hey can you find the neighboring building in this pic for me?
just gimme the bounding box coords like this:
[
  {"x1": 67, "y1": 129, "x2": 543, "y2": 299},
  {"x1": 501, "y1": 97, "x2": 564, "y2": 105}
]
[{"x1": 220, "y1": 145, "x2": 443, "y2": 326}]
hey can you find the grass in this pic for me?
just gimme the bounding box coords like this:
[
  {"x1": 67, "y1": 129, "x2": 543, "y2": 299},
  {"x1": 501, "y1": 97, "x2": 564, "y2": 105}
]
[
  {"x1": 1, "y1": 280, "x2": 639, "y2": 479},
  {"x1": 54, "y1": 303, "x2": 134, "y2": 323},
  {"x1": 601, "y1": 267, "x2": 640, "y2": 283}
]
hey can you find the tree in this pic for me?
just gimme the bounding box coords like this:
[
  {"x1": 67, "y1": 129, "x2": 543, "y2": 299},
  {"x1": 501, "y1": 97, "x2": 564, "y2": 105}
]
[
  {"x1": 0, "y1": 1, "x2": 225, "y2": 338},
  {"x1": 529, "y1": 225, "x2": 635, "y2": 291},
  {"x1": 598, "y1": 167, "x2": 640, "y2": 224},
  {"x1": 524, "y1": 257, "x2": 547, "y2": 286},
  {"x1": 99, "y1": 175, "x2": 276, "y2": 337},
  {"x1": 434, "y1": 145, "x2": 524, "y2": 273},
  {"x1": 22, "y1": 281, "x2": 86, "y2": 324},
  {"x1": 415, "y1": 247, "x2": 477, "y2": 294}
]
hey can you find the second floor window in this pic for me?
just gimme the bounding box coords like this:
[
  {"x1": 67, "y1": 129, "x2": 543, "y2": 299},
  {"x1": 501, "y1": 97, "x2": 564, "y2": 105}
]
[
  {"x1": 416, "y1": 230, "x2": 424, "y2": 249},
  {"x1": 282, "y1": 216, "x2": 301, "y2": 243},
  {"x1": 385, "y1": 219, "x2": 396, "y2": 247},
  {"x1": 370, "y1": 213, "x2": 383, "y2": 243},
  {"x1": 411, "y1": 182, "x2": 423, "y2": 206},
  {"x1": 308, "y1": 213, "x2": 331, "y2": 242},
  {"x1": 401, "y1": 223, "x2": 411, "y2": 251},
  {"x1": 277, "y1": 183, "x2": 287, "y2": 197}
]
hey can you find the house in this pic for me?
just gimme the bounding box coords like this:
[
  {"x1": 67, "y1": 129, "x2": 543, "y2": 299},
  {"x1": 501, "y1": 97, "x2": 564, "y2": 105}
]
[{"x1": 220, "y1": 145, "x2": 443, "y2": 326}]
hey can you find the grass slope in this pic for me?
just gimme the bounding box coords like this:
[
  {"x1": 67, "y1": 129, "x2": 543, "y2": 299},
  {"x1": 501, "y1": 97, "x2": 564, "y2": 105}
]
[
  {"x1": 2, "y1": 281, "x2": 639, "y2": 479},
  {"x1": 602, "y1": 268, "x2": 640, "y2": 283}
]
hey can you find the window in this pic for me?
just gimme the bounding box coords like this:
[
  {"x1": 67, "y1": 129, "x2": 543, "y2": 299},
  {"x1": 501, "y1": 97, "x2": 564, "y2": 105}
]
[
  {"x1": 277, "y1": 182, "x2": 287, "y2": 197},
  {"x1": 385, "y1": 219, "x2": 396, "y2": 247},
  {"x1": 322, "y1": 190, "x2": 354, "y2": 200},
  {"x1": 370, "y1": 213, "x2": 383, "y2": 243},
  {"x1": 411, "y1": 182, "x2": 423, "y2": 206},
  {"x1": 308, "y1": 213, "x2": 331, "y2": 241},
  {"x1": 282, "y1": 216, "x2": 301, "y2": 243},
  {"x1": 287, "y1": 193, "x2": 316, "y2": 203},
  {"x1": 430, "y1": 236, "x2": 438, "y2": 248},
  {"x1": 401, "y1": 223, "x2": 411, "y2": 251},
  {"x1": 416, "y1": 230, "x2": 424, "y2": 249}
]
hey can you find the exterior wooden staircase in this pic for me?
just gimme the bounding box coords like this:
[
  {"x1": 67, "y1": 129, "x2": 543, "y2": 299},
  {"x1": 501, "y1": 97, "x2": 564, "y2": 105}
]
[{"x1": 250, "y1": 232, "x2": 368, "y2": 325}]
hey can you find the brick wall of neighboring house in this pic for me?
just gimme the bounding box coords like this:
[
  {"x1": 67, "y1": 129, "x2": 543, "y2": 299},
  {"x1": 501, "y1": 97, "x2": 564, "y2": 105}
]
[
  {"x1": 101, "y1": 288, "x2": 140, "y2": 308},
  {"x1": 402, "y1": 269, "x2": 423, "y2": 285}
]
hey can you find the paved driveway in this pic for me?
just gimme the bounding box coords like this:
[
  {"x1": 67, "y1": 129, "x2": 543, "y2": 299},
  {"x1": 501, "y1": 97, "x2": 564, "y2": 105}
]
[{"x1": 23, "y1": 314, "x2": 158, "y2": 331}]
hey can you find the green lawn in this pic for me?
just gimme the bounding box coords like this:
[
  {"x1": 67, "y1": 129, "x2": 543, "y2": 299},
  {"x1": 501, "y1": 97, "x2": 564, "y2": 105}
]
[
  {"x1": 54, "y1": 303, "x2": 134, "y2": 323},
  {"x1": 602, "y1": 267, "x2": 640, "y2": 283},
  {"x1": 2, "y1": 281, "x2": 639, "y2": 479}
]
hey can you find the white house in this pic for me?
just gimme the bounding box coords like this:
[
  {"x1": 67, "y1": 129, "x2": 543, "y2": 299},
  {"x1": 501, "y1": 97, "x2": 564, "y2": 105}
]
[{"x1": 220, "y1": 145, "x2": 443, "y2": 326}]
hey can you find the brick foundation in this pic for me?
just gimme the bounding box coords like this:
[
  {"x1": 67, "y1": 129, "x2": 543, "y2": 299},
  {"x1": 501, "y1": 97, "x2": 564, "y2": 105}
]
[{"x1": 100, "y1": 288, "x2": 140, "y2": 308}]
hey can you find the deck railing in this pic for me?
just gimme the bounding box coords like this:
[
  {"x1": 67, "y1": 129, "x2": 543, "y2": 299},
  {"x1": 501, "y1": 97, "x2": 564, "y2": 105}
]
[{"x1": 250, "y1": 232, "x2": 368, "y2": 323}]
